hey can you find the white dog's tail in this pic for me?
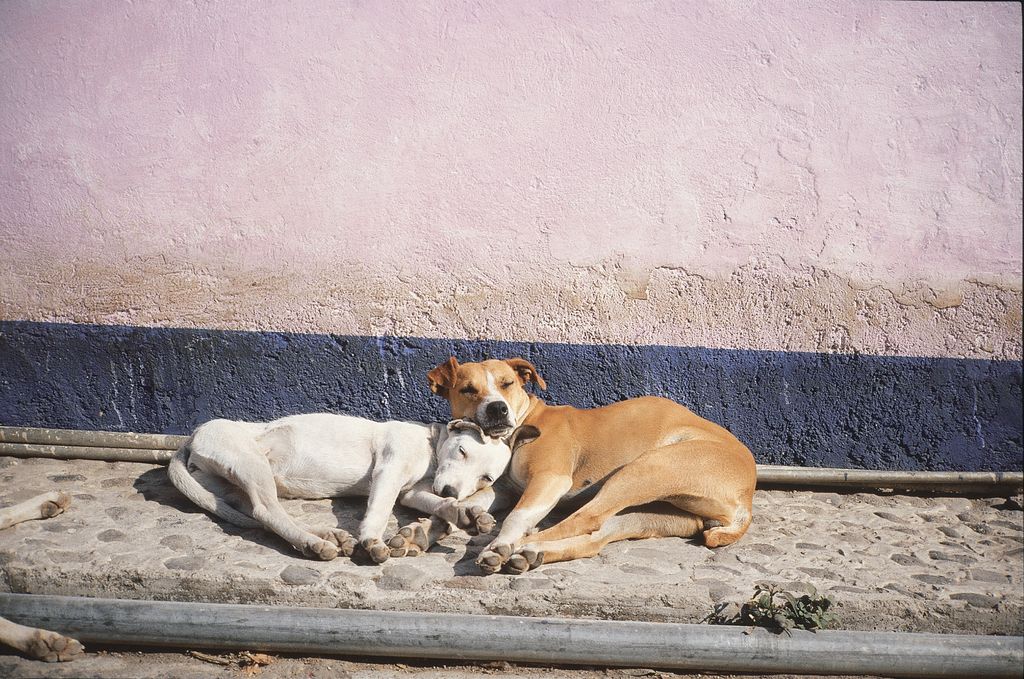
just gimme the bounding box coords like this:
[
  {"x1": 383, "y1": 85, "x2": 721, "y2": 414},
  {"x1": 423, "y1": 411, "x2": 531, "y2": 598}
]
[{"x1": 167, "y1": 442, "x2": 261, "y2": 528}]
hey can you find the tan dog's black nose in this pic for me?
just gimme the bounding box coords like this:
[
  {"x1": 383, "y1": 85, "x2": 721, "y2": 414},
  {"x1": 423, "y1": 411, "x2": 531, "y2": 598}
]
[
  {"x1": 486, "y1": 401, "x2": 509, "y2": 418},
  {"x1": 440, "y1": 485, "x2": 458, "y2": 499}
]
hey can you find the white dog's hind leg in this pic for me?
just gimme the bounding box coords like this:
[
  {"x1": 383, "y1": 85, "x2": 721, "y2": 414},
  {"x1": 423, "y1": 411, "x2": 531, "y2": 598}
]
[
  {"x1": 0, "y1": 616, "x2": 84, "y2": 662},
  {"x1": 0, "y1": 491, "x2": 71, "y2": 531},
  {"x1": 217, "y1": 456, "x2": 346, "y2": 561}
]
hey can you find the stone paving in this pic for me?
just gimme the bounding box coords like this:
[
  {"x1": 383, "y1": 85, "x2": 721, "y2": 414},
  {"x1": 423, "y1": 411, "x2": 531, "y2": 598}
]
[{"x1": 0, "y1": 456, "x2": 1021, "y2": 637}]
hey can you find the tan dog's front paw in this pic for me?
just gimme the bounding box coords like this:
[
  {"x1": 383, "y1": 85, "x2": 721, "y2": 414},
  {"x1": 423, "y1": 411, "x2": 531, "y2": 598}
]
[
  {"x1": 387, "y1": 520, "x2": 430, "y2": 558},
  {"x1": 361, "y1": 537, "x2": 391, "y2": 564},
  {"x1": 476, "y1": 543, "x2": 513, "y2": 575},
  {"x1": 312, "y1": 528, "x2": 356, "y2": 558},
  {"x1": 505, "y1": 547, "x2": 544, "y2": 575},
  {"x1": 26, "y1": 629, "x2": 84, "y2": 662},
  {"x1": 464, "y1": 505, "x2": 496, "y2": 536},
  {"x1": 41, "y1": 492, "x2": 72, "y2": 519}
]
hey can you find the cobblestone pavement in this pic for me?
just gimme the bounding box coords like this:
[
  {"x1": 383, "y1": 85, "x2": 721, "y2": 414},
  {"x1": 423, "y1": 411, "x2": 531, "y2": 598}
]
[{"x1": 1, "y1": 456, "x2": 1021, "y2": 649}]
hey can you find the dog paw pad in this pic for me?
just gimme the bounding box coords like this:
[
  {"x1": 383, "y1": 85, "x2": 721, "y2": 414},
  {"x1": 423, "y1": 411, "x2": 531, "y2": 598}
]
[
  {"x1": 476, "y1": 550, "x2": 505, "y2": 575},
  {"x1": 27, "y1": 630, "x2": 84, "y2": 662},
  {"x1": 312, "y1": 528, "x2": 356, "y2": 558},
  {"x1": 505, "y1": 548, "x2": 543, "y2": 575},
  {"x1": 465, "y1": 506, "x2": 496, "y2": 536},
  {"x1": 305, "y1": 539, "x2": 339, "y2": 561},
  {"x1": 387, "y1": 522, "x2": 428, "y2": 557},
  {"x1": 40, "y1": 492, "x2": 72, "y2": 519},
  {"x1": 362, "y1": 538, "x2": 391, "y2": 564}
]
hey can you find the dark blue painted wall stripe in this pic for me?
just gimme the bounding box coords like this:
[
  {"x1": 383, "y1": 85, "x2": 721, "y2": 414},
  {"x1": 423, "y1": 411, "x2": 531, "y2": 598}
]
[{"x1": 1, "y1": 320, "x2": 1020, "y2": 471}]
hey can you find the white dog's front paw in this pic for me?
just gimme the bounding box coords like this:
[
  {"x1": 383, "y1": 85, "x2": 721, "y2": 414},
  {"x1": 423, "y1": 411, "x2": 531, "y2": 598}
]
[
  {"x1": 361, "y1": 537, "x2": 391, "y2": 564},
  {"x1": 436, "y1": 500, "x2": 495, "y2": 536},
  {"x1": 388, "y1": 520, "x2": 430, "y2": 557},
  {"x1": 310, "y1": 528, "x2": 356, "y2": 559},
  {"x1": 464, "y1": 505, "x2": 496, "y2": 536},
  {"x1": 433, "y1": 498, "x2": 462, "y2": 525}
]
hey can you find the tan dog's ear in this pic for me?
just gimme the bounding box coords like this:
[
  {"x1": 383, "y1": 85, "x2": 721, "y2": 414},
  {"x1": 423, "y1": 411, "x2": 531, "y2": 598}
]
[
  {"x1": 427, "y1": 357, "x2": 459, "y2": 398},
  {"x1": 507, "y1": 424, "x2": 540, "y2": 451},
  {"x1": 504, "y1": 358, "x2": 547, "y2": 390}
]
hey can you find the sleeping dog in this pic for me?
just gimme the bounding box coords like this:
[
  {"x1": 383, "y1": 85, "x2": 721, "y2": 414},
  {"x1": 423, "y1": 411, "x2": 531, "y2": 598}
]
[{"x1": 168, "y1": 414, "x2": 515, "y2": 563}]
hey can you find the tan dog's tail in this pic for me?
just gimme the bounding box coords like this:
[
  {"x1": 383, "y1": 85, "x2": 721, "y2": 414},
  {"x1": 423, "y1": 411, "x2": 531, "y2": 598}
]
[{"x1": 167, "y1": 442, "x2": 261, "y2": 528}]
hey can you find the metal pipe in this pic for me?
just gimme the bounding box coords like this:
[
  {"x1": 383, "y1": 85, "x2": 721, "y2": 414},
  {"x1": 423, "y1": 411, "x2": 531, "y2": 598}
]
[
  {"x1": 756, "y1": 465, "x2": 1024, "y2": 491},
  {"x1": 0, "y1": 426, "x2": 1020, "y2": 492},
  {"x1": 0, "y1": 442, "x2": 173, "y2": 464},
  {"x1": 0, "y1": 426, "x2": 185, "y2": 451},
  {"x1": 1, "y1": 594, "x2": 1020, "y2": 677}
]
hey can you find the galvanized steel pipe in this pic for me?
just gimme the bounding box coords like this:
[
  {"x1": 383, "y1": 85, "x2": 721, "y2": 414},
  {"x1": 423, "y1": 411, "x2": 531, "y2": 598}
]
[
  {"x1": 0, "y1": 426, "x2": 1020, "y2": 493},
  {"x1": 0, "y1": 425, "x2": 185, "y2": 450},
  {"x1": 756, "y1": 465, "x2": 1024, "y2": 492},
  {"x1": 0, "y1": 442, "x2": 174, "y2": 464},
  {"x1": 0, "y1": 594, "x2": 1020, "y2": 677}
]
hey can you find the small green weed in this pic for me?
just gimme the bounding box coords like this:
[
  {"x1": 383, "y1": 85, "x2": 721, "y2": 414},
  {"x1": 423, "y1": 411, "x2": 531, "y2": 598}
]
[{"x1": 704, "y1": 583, "x2": 836, "y2": 634}]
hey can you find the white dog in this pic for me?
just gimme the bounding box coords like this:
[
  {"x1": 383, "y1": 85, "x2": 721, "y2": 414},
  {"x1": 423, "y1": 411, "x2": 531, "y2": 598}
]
[{"x1": 168, "y1": 414, "x2": 517, "y2": 563}]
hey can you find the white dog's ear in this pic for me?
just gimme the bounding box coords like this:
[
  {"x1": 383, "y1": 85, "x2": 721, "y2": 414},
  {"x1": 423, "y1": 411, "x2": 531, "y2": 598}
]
[
  {"x1": 507, "y1": 424, "x2": 540, "y2": 451},
  {"x1": 428, "y1": 357, "x2": 460, "y2": 398},
  {"x1": 447, "y1": 419, "x2": 484, "y2": 435},
  {"x1": 504, "y1": 358, "x2": 547, "y2": 390}
]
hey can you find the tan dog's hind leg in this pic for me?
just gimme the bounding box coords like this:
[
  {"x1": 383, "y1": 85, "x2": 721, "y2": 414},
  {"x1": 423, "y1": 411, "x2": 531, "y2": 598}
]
[
  {"x1": 509, "y1": 507, "x2": 704, "y2": 573},
  {"x1": 0, "y1": 491, "x2": 71, "y2": 531},
  {"x1": 702, "y1": 503, "x2": 753, "y2": 547},
  {"x1": 526, "y1": 442, "x2": 754, "y2": 548}
]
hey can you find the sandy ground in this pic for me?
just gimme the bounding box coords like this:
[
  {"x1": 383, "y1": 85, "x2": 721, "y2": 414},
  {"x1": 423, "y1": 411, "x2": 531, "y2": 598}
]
[{"x1": 0, "y1": 647, "x2": 876, "y2": 679}]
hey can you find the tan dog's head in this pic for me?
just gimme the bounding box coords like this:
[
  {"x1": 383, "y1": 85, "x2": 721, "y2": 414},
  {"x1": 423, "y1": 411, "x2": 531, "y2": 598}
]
[{"x1": 427, "y1": 357, "x2": 546, "y2": 437}]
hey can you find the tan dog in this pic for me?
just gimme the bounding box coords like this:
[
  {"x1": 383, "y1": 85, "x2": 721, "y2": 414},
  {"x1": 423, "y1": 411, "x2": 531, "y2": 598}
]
[{"x1": 427, "y1": 357, "x2": 758, "y2": 575}]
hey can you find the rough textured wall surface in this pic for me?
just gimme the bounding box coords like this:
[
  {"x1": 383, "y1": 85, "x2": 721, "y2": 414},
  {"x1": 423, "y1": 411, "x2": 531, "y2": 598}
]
[
  {"x1": 2, "y1": 322, "x2": 1021, "y2": 472},
  {"x1": 1, "y1": 1, "x2": 1020, "y2": 358},
  {"x1": 0, "y1": 2, "x2": 1021, "y2": 470}
]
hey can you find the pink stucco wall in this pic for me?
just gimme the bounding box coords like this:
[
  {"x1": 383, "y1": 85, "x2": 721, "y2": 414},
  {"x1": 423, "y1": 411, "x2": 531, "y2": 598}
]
[{"x1": 1, "y1": 1, "x2": 1021, "y2": 358}]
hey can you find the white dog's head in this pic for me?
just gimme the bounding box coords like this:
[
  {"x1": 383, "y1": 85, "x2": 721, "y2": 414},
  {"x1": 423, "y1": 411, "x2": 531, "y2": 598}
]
[{"x1": 432, "y1": 419, "x2": 537, "y2": 501}]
